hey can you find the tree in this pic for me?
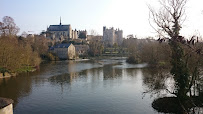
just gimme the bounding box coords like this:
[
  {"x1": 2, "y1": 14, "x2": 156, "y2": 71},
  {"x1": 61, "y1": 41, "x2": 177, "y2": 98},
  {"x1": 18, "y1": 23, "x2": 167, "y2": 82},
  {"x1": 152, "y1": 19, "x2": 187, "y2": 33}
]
[
  {"x1": 149, "y1": 0, "x2": 202, "y2": 109},
  {"x1": 0, "y1": 36, "x2": 24, "y2": 75},
  {"x1": 89, "y1": 29, "x2": 98, "y2": 36},
  {"x1": 0, "y1": 16, "x2": 42, "y2": 75},
  {"x1": 0, "y1": 16, "x2": 19, "y2": 36},
  {"x1": 88, "y1": 41, "x2": 104, "y2": 56},
  {"x1": 21, "y1": 31, "x2": 28, "y2": 38},
  {"x1": 88, "y1": 29, "x2": 104, "y2": 56}
]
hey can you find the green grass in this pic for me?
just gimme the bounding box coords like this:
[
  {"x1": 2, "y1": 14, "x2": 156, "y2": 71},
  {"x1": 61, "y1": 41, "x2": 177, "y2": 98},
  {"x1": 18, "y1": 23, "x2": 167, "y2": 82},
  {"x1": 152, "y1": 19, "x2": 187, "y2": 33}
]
[{"x1": 17, "y1": 66, "x2": 36, "y2": 72}]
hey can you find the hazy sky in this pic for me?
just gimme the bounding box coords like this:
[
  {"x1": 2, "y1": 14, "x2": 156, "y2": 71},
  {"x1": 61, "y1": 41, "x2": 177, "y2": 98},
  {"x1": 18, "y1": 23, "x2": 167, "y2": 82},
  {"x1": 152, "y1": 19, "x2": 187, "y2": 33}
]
[{"x1": 1, "y1": 0, "x2": 203, "y2": 38}]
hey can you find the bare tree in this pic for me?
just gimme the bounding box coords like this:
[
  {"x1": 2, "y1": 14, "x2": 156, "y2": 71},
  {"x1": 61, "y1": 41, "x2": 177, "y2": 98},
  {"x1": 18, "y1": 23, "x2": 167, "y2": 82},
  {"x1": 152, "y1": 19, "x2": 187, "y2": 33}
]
[
  {"x1": 0, "y1": 16, "x2": 19, "y2": 36},
  {"x1": 21, "y1": 31, "x2": 28, "y2": 38},
  {"x1": 149, "y1": 0, "x2": 187, "y2": 39},
  {"x1": 149, "y1": 0, "x2": 203, "y2": 109},
  {"x1": 89, "y1": 29, "x2": 98, "y2": 36}
]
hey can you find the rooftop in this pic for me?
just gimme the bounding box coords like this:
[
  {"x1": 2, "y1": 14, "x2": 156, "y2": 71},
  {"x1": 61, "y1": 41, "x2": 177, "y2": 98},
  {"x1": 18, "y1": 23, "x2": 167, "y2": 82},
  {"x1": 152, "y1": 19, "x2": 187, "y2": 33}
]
[
  {"x1": 48, "y1": 25, "x2": 71, "y2": 31},
  {"x1": 53, "y1": 43, "x2": 72, "y2": 48}
]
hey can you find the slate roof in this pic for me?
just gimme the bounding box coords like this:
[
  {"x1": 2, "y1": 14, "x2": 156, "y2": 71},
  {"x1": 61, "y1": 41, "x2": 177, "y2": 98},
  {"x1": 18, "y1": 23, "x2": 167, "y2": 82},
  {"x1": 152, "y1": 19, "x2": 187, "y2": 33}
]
[
  {"x1": 53, "y1": 43, "x2": 72, "y2": 48},
  {"x1": 48, "y1": 25, "x2": 70, "y2": 31}
]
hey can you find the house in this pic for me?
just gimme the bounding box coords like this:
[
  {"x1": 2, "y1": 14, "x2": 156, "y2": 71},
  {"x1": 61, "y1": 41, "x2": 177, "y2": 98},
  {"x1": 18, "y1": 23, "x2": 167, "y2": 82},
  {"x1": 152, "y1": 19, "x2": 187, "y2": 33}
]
[
  {"x1": 52, "y1": 43, "x2": 76, "y2": 60},
  {"x1": 74, "y1": 45, "x2": 89, "y2": 57}
]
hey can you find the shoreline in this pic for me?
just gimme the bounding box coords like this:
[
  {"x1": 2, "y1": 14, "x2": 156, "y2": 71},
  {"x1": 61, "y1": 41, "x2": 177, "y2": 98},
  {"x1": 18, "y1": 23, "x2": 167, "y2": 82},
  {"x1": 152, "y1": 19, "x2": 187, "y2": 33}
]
[{"x1": 0, "y1": 73, "x2": 16, "y2": 79}]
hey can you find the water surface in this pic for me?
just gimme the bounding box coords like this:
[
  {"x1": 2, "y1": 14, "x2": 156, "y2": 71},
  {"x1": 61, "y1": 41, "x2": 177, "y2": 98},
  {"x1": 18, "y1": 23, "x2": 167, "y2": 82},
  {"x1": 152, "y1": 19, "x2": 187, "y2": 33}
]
[{"x1": 0, "y1": 58, "x2": 166, "y2": 114}]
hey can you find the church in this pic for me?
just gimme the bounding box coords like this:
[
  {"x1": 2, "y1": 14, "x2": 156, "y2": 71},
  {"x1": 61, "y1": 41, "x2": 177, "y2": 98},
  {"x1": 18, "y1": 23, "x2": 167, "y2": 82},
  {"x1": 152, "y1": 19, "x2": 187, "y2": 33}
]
[{"x1": 46, "y1": 18, "x2": 78, "y2": 42}]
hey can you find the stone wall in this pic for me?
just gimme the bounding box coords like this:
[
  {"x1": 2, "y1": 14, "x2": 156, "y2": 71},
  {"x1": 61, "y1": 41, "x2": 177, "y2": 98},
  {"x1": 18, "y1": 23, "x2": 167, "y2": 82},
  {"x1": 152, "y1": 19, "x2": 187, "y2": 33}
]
[
  {"x1": 54, "y1": 48, "x2": 68, "y2": 59},
  {"x1": 75, "y1": 45, "x2": 89, "y2": 56},
  {"x1": 103, "y1": 26, "x2": 123, "y2": 46},
  {"x1": 53, "y1": 44, "x2": 76, "y2": 60},
  {"x1": 68, "y1": 44, "x2": 76, "y2": 59},
  {"x1": 103, "y1": 27, "x2": 115, "y2": 46}
]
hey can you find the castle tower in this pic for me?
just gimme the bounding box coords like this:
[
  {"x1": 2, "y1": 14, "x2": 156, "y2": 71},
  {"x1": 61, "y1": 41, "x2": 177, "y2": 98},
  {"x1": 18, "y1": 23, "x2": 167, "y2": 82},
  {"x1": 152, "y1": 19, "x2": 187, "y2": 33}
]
[
  {"x1": 60, "y1": 17, "x2": 61, "y2": 25},
  {"x1": 103, "y1": 26, "x2": 123, "y2": 46}
]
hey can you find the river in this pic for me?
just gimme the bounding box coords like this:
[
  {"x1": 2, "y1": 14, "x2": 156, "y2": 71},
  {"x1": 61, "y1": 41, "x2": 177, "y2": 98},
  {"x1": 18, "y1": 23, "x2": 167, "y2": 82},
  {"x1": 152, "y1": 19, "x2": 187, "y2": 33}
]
[{"x1": 0, "y1": 58, "x2": 169, "y2": 114}]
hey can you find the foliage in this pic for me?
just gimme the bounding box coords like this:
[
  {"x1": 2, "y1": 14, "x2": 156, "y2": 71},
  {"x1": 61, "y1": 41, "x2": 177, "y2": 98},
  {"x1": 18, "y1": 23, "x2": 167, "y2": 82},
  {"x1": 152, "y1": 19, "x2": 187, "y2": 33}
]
[
  {"x1": 0, "y1": 16, "x2": 42, "y2": 75},
  {"x1": 61, "y1": 40, "x2": 69, "y2": 44},
  {"x1": 0, "y1": 36, "x2": 41, "y2": 75},
  {"x1": 45, "y1": 52, "x2": 59, "y2": 61},
  {"x1": 124, "y1": 38, "x2": 171, "y2": 66},
  {"x1": 126, "y1": 55, "x2": 139, "y2": 64},
  {"x1": 0, "y1": 16, "x2": 19, "y2": 36},
  {"x1": 88, "y1": 40, "x2": 104, "y2": 57},
  {"x1": 149, "y1": 0, "x2": 203, "y2": 112},
  {"x1": 16, "y1": 66, "x2": 35, "y2": 72}
]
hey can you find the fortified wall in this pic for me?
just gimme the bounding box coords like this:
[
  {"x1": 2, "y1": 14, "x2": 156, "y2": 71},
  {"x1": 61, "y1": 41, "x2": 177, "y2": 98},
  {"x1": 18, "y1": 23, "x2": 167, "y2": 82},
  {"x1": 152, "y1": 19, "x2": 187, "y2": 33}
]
[{"x1": 103, "y1": 26, "x2": 123, "y2": 46}]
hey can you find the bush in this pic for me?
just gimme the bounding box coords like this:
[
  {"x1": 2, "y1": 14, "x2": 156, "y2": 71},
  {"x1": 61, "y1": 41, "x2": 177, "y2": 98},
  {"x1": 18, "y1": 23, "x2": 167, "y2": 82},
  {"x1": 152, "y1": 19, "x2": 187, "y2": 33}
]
[
  {"x1": 45, "y1": 52, "x2": 59, "y2": 61},
  {"x1": 126, "y1": 55, "x2": 138, "y2": 64}
]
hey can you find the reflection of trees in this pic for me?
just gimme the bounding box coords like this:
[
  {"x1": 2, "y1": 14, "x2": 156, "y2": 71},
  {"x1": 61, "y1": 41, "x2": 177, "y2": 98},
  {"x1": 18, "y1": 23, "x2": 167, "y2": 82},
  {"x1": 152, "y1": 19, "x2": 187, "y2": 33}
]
[
  {"x1": 148, "y1": 0, "x2": 203, "y2": 113},
  {"x1": 143, "y1": 68, "x2": 203, "y2": 113},
  {"x1": 200, "y1": 71, "x2": 203, "y2": 96},
  {"x1": 125, "y1": 69, "x2": 139, "y2": 78},
  {"x1": 0, "y1": 75, "x2": 32, "y2": 107},
  {"x1": 86, "y1": 67, "x2": 103, "y2": 82},
  {"x1": 142, "y1": 68, "x2": 172, "y2": 96},
  {"x1": 103, "y1": 64, "x2": 122, "y2": 80},
  {"x1": 0, "y1": 61, "x2": 63, "y2": 108},
  {"x1": 48, "y1": 73, "x2": 78, "y2": 85}
]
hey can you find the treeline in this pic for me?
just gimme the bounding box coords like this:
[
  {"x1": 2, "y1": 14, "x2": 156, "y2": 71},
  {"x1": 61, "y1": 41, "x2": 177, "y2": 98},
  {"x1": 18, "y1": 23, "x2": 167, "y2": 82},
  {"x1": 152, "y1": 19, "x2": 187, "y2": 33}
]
[
  {"x1": 0, "y1": 36, "x2": 41, "y2": 75},
  {"x1": 124, "y1": 38, "x2": 170, "y2": 66},
  {"x1": 0, "y1": 16, "x2": 50, "y2": 76},
  {"x1": 124, "y1": 38, "x2": 203, "y2": 67}
]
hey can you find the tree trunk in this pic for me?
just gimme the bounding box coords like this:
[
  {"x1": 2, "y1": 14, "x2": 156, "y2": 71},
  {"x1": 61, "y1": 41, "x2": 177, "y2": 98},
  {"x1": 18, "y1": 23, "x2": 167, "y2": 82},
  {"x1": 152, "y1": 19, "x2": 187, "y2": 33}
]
[{"x1": 169, "y1": 40, "x2": 189, "y2": 101}]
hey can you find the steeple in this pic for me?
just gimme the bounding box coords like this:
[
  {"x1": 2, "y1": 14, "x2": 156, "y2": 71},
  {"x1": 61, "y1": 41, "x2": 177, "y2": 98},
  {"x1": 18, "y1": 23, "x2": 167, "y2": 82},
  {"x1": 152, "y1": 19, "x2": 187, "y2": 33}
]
[{"x1": 60, "y1": 17, "x2": 61, "y2": 25}]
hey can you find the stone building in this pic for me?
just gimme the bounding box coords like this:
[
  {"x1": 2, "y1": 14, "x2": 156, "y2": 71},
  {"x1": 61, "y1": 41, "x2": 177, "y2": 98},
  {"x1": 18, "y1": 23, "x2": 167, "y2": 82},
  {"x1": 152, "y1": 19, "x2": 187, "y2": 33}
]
[
  {"x1": 87, "y1": 35, "x2": 102, "y2": 41},
  {"x1": 52, "y1": 43, "x2": 76, "y2": 60},
  {"x1": 46, "y1": 18, "x2": 78, "y2": 42},
  {"x1": 78, "y1": 30, "x2": 87, "y2": 40},
  {"x1": 103, "y1": 26, "x2": 123, "y2": 46},
  {"x1": 74, "y1": 45, "x2": 89, "y2": 56}
]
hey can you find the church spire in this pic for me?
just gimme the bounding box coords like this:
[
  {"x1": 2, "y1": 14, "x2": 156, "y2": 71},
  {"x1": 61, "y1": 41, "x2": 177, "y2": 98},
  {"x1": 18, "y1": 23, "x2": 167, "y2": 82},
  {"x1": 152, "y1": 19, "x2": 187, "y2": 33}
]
[{"x1": 60, "y1": 16, "x2": 61, "y2": 25}]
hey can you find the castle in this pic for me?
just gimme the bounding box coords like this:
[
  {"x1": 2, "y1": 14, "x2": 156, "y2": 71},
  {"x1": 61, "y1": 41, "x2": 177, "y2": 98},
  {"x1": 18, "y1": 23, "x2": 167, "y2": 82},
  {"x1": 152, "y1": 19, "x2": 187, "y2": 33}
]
[
  {"x1": 103, "y1": 26, "x2": 123, "y2": 46},
  {"x1": 46, "y1": 18, "x2": 87, "y2": 42}
]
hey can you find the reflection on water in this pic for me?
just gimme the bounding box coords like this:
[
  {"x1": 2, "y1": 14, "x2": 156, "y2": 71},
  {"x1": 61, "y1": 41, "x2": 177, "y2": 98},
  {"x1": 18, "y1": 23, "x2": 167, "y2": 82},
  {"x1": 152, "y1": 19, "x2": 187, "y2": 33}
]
[
  {"x1": 0, "y1": 58, "x2": 172, "y2": 114},
  {"x1": 142, "y1": 68, "x2": 174, "y2": 97},
  {"x1": 0, "y1": 76, "x2": 32, "y2": 106}
]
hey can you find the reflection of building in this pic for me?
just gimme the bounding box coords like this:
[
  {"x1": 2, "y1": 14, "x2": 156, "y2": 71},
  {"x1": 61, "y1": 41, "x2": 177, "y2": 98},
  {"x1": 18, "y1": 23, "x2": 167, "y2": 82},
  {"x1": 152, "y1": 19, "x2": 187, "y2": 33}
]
[
  {"x1": 103, "y1": 64, "x2": 122, "y2": 80},
  {"x1": 103, "y1": 26, "x2": 123, "y2": 46},
  {"x1": 0, "y1": 73, "x2": 32, "y2": 106},
  {"x1": 51, "y1": 43, "x2": 76, "y2": 60},
  {"x1": 74, "y1": 45, "x2": 89, "y2": 56}
]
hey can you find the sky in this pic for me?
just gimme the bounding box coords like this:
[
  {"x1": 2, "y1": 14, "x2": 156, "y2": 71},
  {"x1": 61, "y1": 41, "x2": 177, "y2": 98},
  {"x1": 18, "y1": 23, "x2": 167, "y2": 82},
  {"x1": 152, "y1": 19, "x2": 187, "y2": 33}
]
[{"x1": 1, "y1": 0, "x2": 203, "y2": 38}]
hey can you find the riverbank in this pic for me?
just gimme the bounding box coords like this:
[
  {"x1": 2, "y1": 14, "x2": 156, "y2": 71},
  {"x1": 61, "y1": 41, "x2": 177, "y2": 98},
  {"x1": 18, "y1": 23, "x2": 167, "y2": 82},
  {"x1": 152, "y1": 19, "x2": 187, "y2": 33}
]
[
  {"x1": 152, "y1": 97, "x2": 203, "y2": 113},
  {"x1": 88, "y1": 56, "x2": 127, "y2": 60},
  {"x1": 0, "y1": 66, "x2": 37, "y2": 79},
  {"x1": 0, "y1": 73, "x2": 16, "y2": 79}
]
